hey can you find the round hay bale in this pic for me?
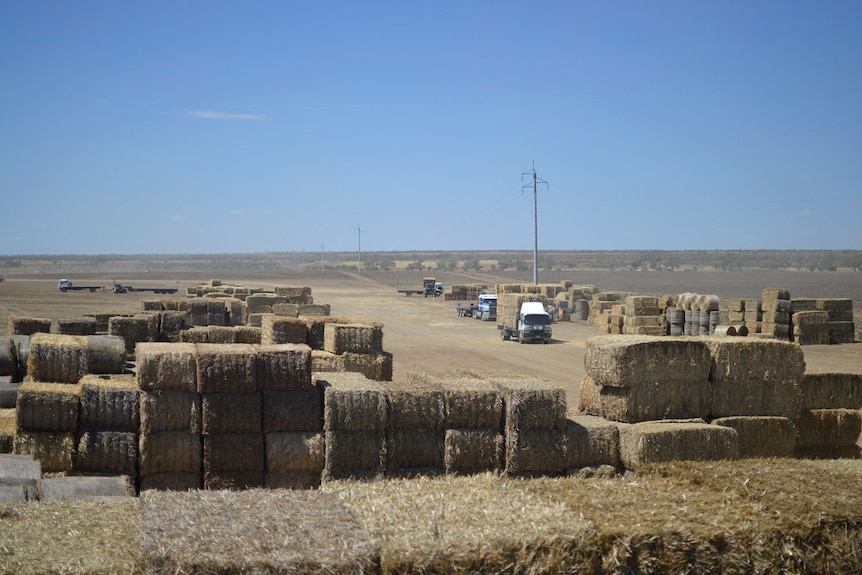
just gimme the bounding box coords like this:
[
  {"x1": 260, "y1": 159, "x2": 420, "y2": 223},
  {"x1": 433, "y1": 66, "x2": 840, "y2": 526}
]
[
  {"x1": 698, "y1": 295, "x2": 720, "y2": 312},
  {"x1": 733, "y1": 324, "x2": 749, "y2": 336},
  {"x1": 713, "y1": 325, "x2": 737, "y2": 337},
  {"x1": 87, "y1": 335, "x2": 127, "y2": 374}
]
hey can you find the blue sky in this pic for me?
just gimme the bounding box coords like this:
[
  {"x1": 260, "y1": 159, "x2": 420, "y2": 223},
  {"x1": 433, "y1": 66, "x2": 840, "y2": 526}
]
[{"x1": 1, "y1": 1, "x2": 860, "y2": 255}]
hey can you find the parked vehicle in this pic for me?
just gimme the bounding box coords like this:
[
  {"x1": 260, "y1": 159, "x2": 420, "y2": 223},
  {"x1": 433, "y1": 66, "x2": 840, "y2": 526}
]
[
  {"x1": 57, "y1": 279, "x2": 103, "y2": 292},
  {"x1": 112, "y1": 283, "x2": 178, "y2": 294},
  {"x1": 472, "y1": 293, "x2": 497, "y2": 321},
  {"x1": 457, "y1": 302, "x2": 476, "y2": 317},
  {"x1": 397, "y1": 277, "x2": 443, "y2": 297},
  {"x1": 498, "y1": 300, "x2": 552, "y2": 343}
]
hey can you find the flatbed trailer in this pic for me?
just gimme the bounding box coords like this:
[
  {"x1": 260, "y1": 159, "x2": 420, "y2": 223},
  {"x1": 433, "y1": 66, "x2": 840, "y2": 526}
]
[
  {"x1": 457, "y1": 302, "x2": 477, "y2": 317},
  {"x1": 58, "y1": 279, "x2": 103, "y2": 292},
  {"x1": 113, "y1": 283, "x2": 178, "y2": 294}
]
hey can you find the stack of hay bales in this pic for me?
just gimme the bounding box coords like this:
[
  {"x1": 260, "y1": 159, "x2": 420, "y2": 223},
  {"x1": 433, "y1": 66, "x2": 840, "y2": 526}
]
[
  {"x1": 570, "y1": 285, "x2": 597, "y2": 321},
  {"x1": 496, "y1": 293, "x2": 549, "y2": 332},
  {"x1": 56, "y1": 317, "x2": 97, "y2": 336},
  {"x1": 607, "y1": 302, "x2": 625, "y2": 335},
  {"x1": 618, "y1": 421, "x2": 739, "y2": 471},
  {"x1": 7, "y1": 316, "x2": 51, "y2": 336},
  {"x1": 311, "y1": 320, "x2": 392, "y2": 381},
  {"x1": 498, "y1": 378, "x2": 567, "y2": 477},
  {"x1": 14, "y1": 380, "x2": 79, "y2": 473},
  {"x1": 384, "y1": 379, "x2": 446, "y2": 476},
  {"x1": 580, "y1": 335, "x2": 712, "y2": 423},
  {"x1": 444, "y1": 284, "x2": 487, "y2": 301},
  {"x1": 178, "y1": 325, "x2": 262, "y2": 345},
  {"x1": 622, "y1": 295, "x2": 664, "y2": 336},
  {"x1": 710, "y1": 416, "x2": 797, "y2": 458},
  {"x1": 743, "y1": 297, "x2": 763, "y2": 335},
  {"x1": 109, "y1": 314, "x2": 158, "y2": 356},
  {"x1": 75, "y1": 374, "x2": 140, "y2": 477},
  {"x1": 26, "y1": 333, "x2": 125, "y2": 383},
  {"x1": 318, "y1": 373, "x2": 388, "y2": 480},
  {"x1": 440, "y1": 377, "x2": 504, "y2": 475},
  {"x1": 794, "y1": 373, "x2": 862, "y2": 459},
  {"x1": 565, "y1": 414, "x2": 620, "y2": 472},
  {"x1": 760, "y1": 287, "x2": 792, "y2": 341},
  {"x1": 262, "y1": 316, "x2": 308, "y2": 345},
  {"x1": 588, "y1": 292, "x2": 632, "y2": 332},
  {"x1": 275, "y1": 286, "x2": 314, "y2": 304},
  {"x1": 495, "y1": 283, "x2": 521, "y2": 294},
  {"x1": 817, "y1": 298, "x2": 855, "y2": 344},
  {"x1": 726, "y1": 298, "x2": 746, "y2": 327},
  {"x1": 792, "y1": 310, "x2": 830, "y2": 345}
]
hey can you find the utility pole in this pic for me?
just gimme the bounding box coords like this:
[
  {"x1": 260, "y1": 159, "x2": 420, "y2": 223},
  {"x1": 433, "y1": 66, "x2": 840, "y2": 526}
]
[
  {"x1": 522, "y1": 161, "x2": 548, "y2": 285},
  {"x1": 354, "y1": 226, "x2": 363, "y2": 273},
  {"x1": 320, "y1": 243, "x2": 325, "y2": 272}
]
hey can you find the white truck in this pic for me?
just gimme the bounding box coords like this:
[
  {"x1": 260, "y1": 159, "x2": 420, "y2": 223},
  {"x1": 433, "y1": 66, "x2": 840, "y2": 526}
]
[{"x1": 498, "y1": 299, "x2": 552, "y2": 343}]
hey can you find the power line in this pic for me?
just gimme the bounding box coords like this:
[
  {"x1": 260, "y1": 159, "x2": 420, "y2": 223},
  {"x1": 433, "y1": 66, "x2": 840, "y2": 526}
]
[{"x1": 522, "y1": 161, "x2": 548, "y2": 285}]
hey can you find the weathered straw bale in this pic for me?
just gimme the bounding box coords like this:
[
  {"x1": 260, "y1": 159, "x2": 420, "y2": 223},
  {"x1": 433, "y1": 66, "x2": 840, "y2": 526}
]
[
  {"x1": 140, "y1": 489, "x2": 379, "y2": 574},
  {"x1": 441, "y1": 377, "x2": 503, "y2": 429},
  {"x1": 206, "y1": 325, "x2": 236, "y2": 344},
  {"x1": 274, "y1": 285, "x2": 313, "y2": 300},
  {"x1": 7, "y1": 316, "x2": 52, "y2": 336},
  {"x1": 234, "y1": 325, "x2": 262, "y2": 344},
  {"x1": 386, "y1": 428, "x2": 445, "y2": 474},
  {"x1": 298, "y1": 303, "x2": 331, "y2": 316},
  {"x1": 793, "y1": 310, "x2": 829, "y2": 326},
  {"x1": 27, "y1": 333, "x2": 89, "y2": 384},
  {"x1": 201, "y1": 392, "x2": 261, "y2": 435},
  {"x1": 625, "y1": 295, "x2": 660, "y2": 316},
  {"x1": 139, "y1": 390, "x2": 201, "y2": 434},
  {"x1": 711, "y1": 416, "x2": 796, "y2": 458},
  {"x1": 57, "y1": 316, "x2": 97, "y2": 336},
  {"x1": 74, "y1": 430, "x2": 138, "y2": 475},
  {"x1": 763, "y1": 287, "x2": 791, "y2": 301},
  {"x1": 255, "y1": 343, "x2": 313, "y2": 391},
  {"x1": 16, "y1": 381, "x2": 81, "y2": 432},
  {"x1": 246, "y1": 312, "x2": 272, "y2": 328},
  {"x1": 246, "y1": 293, "x2": 282, "y2": 308},
  {"x1": 0, "y1": 409, "x2": 15, "y2": 453},
  {"x1": 138, "y1": 431, "x2": 201, "y2": 475},
  {"x1": 829, "y1": 321, "x2": 856, "y2": 344},
  {"x1": 800, "y1": 372, "x2": 862, "y2": 409},
  {"x1": 383, "y1": 381, "x2": 445, "y2": 431},
  {"x1": 261, "y1": 315, "x2": 309, "y2": 345},
  {"x1": 618, "y1": 421, "x2": 739, "y2": 471},
  {"x1": 760, "y1": 321, "x2": 791, "y2": 340},
  {"x1": 762, "y1": 309, "x2": 790, "y2": 324},
  {"x1": 342, "y1": 351, "x2": 394, "y2": 381},
  {"x1": 711, "y1": 377, "x2": 803, "y2": 418},
  {"x1": 195, "y1": 343, "x2": 257, "y2": 393},
  {"x1": 142, "y1": 300, "x2": 165, "y2": 312},
  {"x1": 794, "y1": 322, "x2": 831, "y2": 345},
  {"x1": 497, "y1": 377, "x2": 567, "y2": 432},
  {"x1": 505, "y1": 428, "x2": 567, "y2": 476},
  {"x1": 85, "y1": 334, "x2": 126, "y2": 374},
  {"x1": 585, "y1": 335, "x2": 711, "y2": 388},
  {"x1": 261, "y1": 389, "x2": 323, "y2": 433},
  {"x1": 318, "y1": 373, "x2": 388, "y2": 432},
  {"x1": 109, "y1": 315, "x2": 154, "y2": 355},
  {"x1": 136, "y1": 342, "x2": 197, "y2": 392},
  {"x1": 79, "y1": 374, "x2": 139, "y2": 431},
  {"x1": 265, "y1": 431, "x2": 325, "y2": 473},
  {"x1": 139, "y1": 471, "x2": 200, "y2": 491},
  {"x1": 203, "y1": 432, "x2": 263, "y2": 472},
  {"x1": 305, "y1": 316, "x2": 358, "y2": 350},
  {"x1": 794, "y1": 409, "x2": 862, "y2": 448},
  {"x1": 816, "y1": 298, "x2": 854, "y2": 321},
  {"x1": 444, "y1": 428, "x2": 503, "y2": 474},
  {"x1": 272, "y1": 302, "x2": 300, "y2": 317},
  {"x1": 224, "y1": 298, "x2": 244, "y2": 326},
  {"x1": 323, "y1": 429, "x2": 387, "y2": 480},
  {"x1": 177, "y1": 327, "x2": 209, "y2": 343},
  {"x1": 14, "y1": 431, "x2": 75, "y2": 473},
  {"x1": 0, "y1": 336, "x2": 17, "y2": 378},
  {"x1": 324, "y1": 322, "x2": 384, "y2": 355},
  {"x1": 37, "y1": 475, "x2": 135, "y2": 501},
  {"x1": 566, "y1": 415, "x2": 621, "y2": 469},
  {"x1": 206, "y1": 312, "x2": 226, "y2": 327},
  {"x1": 203, "y1": 470, "x2": 264, "y2": 490}
]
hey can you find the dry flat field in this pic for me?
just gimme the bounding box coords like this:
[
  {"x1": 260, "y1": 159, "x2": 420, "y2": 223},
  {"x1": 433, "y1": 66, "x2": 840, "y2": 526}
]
[{"x1": 2, "y1": 264, "x2": 861, "y2": 417}]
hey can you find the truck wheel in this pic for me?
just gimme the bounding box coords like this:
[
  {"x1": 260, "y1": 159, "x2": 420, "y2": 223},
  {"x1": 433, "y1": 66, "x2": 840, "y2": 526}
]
[
  {"x1": 518, "y1": 334, "x2": 524, "y2": 344},
  {"x1": 501, "y1": 331, "x2": 509, "y2": 341}
]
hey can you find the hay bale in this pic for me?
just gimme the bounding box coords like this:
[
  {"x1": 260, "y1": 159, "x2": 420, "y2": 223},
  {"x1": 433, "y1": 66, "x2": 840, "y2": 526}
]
[
  {"x1": 618, "y1": 421, "x2": 739, "y2": 471},
  {"x1": 201, "y1": 392, "x2": 261, "y2": 435},
  {"x1": 323, "y1": 429, "x2": 386, "y2": 480},
  {"x1": 246, "y1": 312, "x2": 272, "y2": 328},
  {"x1": 762, "y1": 287, "x2": 791, "y2": 301},
  {"x1": 383, "y1": 381, "x2": 445, "y2": 431},
  {"x1": 711, "y1": 416, "x2": 796, "y2": 458},
  {"x1": 27, "y1": 333, "x2": 89, "y2": 384},
  {"x1": 0, "y1": 336, "x2": 18, "y2": 378},
  {"x1": 234, "y1": 325, "x2": 262, "y2": 344},
  {"x1": 566, "y1": 415, "x2": 621, "y2": 470},
  {"x1": 139, "y1": 431, "x2": 202, "y2": 475},
  {"x1": 793, "y1": 310, "x2": 829, "y2": 326},
  {"x1": 203, "y1": 470, "x2": 264, "y2": 490},
  {"x1": 505, "y1": 428, "x2": 567, "y2": 476},
  {"x1": 0, "y1": 409, "x2": 16, "y2": 453},
  {"x1": 816, "y1": 298, "x2": 854, "y2": 321},
  {"x1": 441, "y1": 377, "x2": 503, "y2": 429},
  {"x1": 800, "y1": 372, "x2": 862, "y2": 410},
  {"x1": 497, "y1": 378, "x2": 567, "y2": 433},
  {"x1": 342, "y1": 351, "x2": 393, "y2": 381},
  {"x1": 136, "y1": 342, "x2": 197, "y2": 392},
  {"x1": 139, "y1": 472, "x2": 200, "y2": 491},
  {"x1": 74, "y1": 430, "x2": 138, "y2": 475},
  {"x1": 298, "y1": 303, "x2": 331, "y2": 317},
  {"x1": 794, "y1": 409, "x2": 862, "y2": 448},
  {"x1": 79, "y1": 374, "x2": 139, "y2": 431},
  {"x1": 177, "y1": 327, "x2": 209, "y2": 343},
  {"x1": 255, "y1": 343, "x2": 313, "y2": 391},
  {"x1": 109, "y1": 315, "x2": 154, "y2": 355},
  {"x1": 829, "y1": 321, "x2": 856, "y2": 344},
  {"x1": 311, "y1": 349, "x2": 343, "y2": 373},
  {"x1": 323, "y1": 322, "x2": 384, "y2": 355},
  {"x1": 265, "y1": 431, "x2": 325, "y2": 473},
  {"x1": 274, "y1": 285, "x2": 313, "y2": 301},
  {"x1": 16, "y1": 381, "x2": 81, "y2": 432},
  {"x1": 261, "y1": 315, "x2": 309, "y2": 345},
  {"x1": 444, "y1": 428, "x2": 503, "y2": 475},
  {"x1": 7, "y1": 316, "x2": 51, "y2": 336},
  {"x1": 38, "y1": 475, "x2": 135, "y2": 501},
  {"x1": 13, "y1": 431, "x2": 75, "y2": 473},
  {"x1": 139, "y1": 390, "x2": 201, "y2": 434},
  {"x1": 140, "y1": 489, "x2": 380, "y2": 574},
  {"x1": 203, "y1": 432, "x2": 263, "y2": 473},
  {"x1": 195, "y1": 343, "x2": 257, "y2": 393},
  {"x1": 261, "y1": 389, "x2": 323, "y2": 433},
  {"x1": 85, "y1": 334, "x2": 126, "y2": 374},
  {"x1": 585, "y1": 335, "x2": 711, "y2": 388},
  {"x1": 206, "y1": 325, "x2": 236, "y2": 344},
  {"x1": 625, "y1": 295, "x2": 660, "y2": 316},
  {"x1": 319, "y1": 373, "x2": 388, "y2": 432},
  {"x1": 56, "y1": 316, "x2": 97, "y2": 336},
  {"x1": 272, "y1": 302, "x2": 300, "y2": 317},
  {"x1": 142, "y1": 300, "x2": 164, "y2": 312},
  {"x1": 386, "y1": 428, "x2": 445, "y2": 475}
]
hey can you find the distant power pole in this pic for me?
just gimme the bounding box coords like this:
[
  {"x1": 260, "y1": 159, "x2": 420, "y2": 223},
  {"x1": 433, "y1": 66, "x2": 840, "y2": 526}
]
[
  {"x1": 522, "y1": 161, "x2": 548, "y2": 285},
  {"x1": 320, "y1": 243, "x2": 325, "y2": 272},
  {"x1": 354, "y1": 226, "x2": 363, "y2": 273}
]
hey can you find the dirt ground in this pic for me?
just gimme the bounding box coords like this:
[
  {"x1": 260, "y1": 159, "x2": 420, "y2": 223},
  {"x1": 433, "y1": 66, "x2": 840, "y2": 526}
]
[{"x1": 2, "y1": 269, "x2": 861, "y2": 418}]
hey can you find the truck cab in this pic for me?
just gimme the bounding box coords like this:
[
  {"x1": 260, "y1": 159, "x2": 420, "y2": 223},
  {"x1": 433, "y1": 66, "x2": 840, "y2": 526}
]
[
  {"x1": 58, "y1": 279, "x2": 72, "y2": 291},
  {"x1": 423, "y1": 278, "x2": 443, "y2": 297},
  {"x1": 517, "y1": 301, "x2": 552, "y2": 343},
  {"x1": 473, "y1": 293, "x2": 498, "y2": 321}
]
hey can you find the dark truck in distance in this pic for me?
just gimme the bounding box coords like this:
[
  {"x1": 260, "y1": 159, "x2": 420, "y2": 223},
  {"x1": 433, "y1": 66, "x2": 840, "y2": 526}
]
[
  {"x1": 397, "y1": 277, "x2": 443, "y2": 297},
  {"x1": 58, "y1": 279, "x2": 103, "y2": 292},
  {"x1": 112, "y1": 283, "x2": 178, "y2": 294}
]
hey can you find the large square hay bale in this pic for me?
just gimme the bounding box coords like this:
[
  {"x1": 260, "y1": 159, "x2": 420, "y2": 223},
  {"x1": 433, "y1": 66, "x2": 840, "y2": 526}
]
[
  {"x1": 7, "y1": 316, "x2": 52, "y2": 336},
  {"x1": 383, "y1": 381, "x2": 445, "y2": 431},
  {"x1": 800, "y1": 372, "x2": 862, "y2": 410},
  {"x1": 305, "y1": 316, "x2": 348, "y2": 350},
  {"x1": 234, "y1": 325, "x2": 262, "y2": 344},
  {"x1": 618, "y1": 421, "x2": 739, "y2": 470},
  {"x1": 261, "y1": 389, "x2": 323, "y2": 433},
  {"x1": 109, "y1": 315, "x2": 154, "y2": 355},
  {"x1": 711, "y1": 416, "x2": 796, "y2": 458},
  {"x1": 139, "y1": 390, "x2": 201, "y2": 434},
  {"x1": 57, "y1": 316, "x2": 97, "y2": 336},
  {"x1": 203, "y1": 432, "x2": 263, "y2": 472},
  {"x1": 27, "y1": 333, "x2": 89, "y2": 384},
  {"x1": 585, "y1": 335, "x2": 711, "y2": 388},
  {"x1": 201, "y1": 392, "x2": 261, "y2": 434},
  {"x1": 762, "y1": 287, "x2": 791, "y2": 301},
  {"x1": 13, "y1": 431, "x2": 75, "y2": 473},
  {"x1": 318, "y1": 373, "x2": 388, "y2": 432},
  {"x1": 0, "y1": 409, "x2": 16, "y2": 453},
  {"x1": 159, "y1": 310, "x2": 187, "y2": 340},
  {"x1": 497, "y1": 378, "x2": 567, "y2": 433},
  {"x1": 711, "y1": 378, "x2": 803, "y2": 418},
  {"x1": 255, "y1": 343, "x2": 313, "y2": 390},
  {"x1": 444, "y1": 428, "x2": 503, "y2": 474},
  {"x1": 79, "y1": 374, "x2": 139, "y2": 431},
  {"x1": 311, "y1": 349, "x2": 343, "y2": 373},
  {"x1": 505, "y1": 428, "x2": 567, "y2": 476},
  {"x1": 74, "y1": 430, "x2": 138, "y2": 475},
  {"x1": 625, "y1": 295, "x2": 660, "y2": 316},
  {"x1": 274, "y1": 285, "x2": 313, "y2": 301},
  {"x1": 140, "y1": 489, "x2": 380, "y2": 574},
  {"x1": 566, "y1": 415, "x2": 621, "y2": 469},
  {"x1": 272, "y1": 302, "x2": 300, "y2": 317},
  {"x1": 324, "y1": 323, "x2": 384, "y2": 355},
  {"x1": 829, "y1": 321, "x2": 856, "y2": 344},
  {"x1": 440, "y1": 377, "x2": 503, "y2": 429},
  {"x1": 16, "y1": 381, "x2": 81, "y2": 432},
  {"x1": 265, "y1": 431, "x2": 325, "y2": 473},
  {"x1": 323, "y1": 429, "x2": 386, "y2": 480},
  {"x1": 177, "y1": 327, "x2": 209, "y2": 343},
  {"x1": 386, "y1": 428, "x2": 445, "y2": 474},
  {"x1": 261, "y1": 316, "x2": 309, "y2": 345},
  {"x1": 136, "y1": 342, "x2": 197, "y2": 392},
  {"x1": 794, "y1": 409, "x2": 862, "y2": 447},
  {"x1": 298, "y1": 303, "x2": 331, "y2": 317},
  {"x1": 195, "y1": 343, "x2": 256, "y2": 393},
  {"x1": 206, "y1": 325, "x2": 236, "y2": 344},
  {"x1": 139, "y1": 431, "x2": 202, "y2": 475},
  {"x1": 342, "y1": 351, "x2": 394, "y2": 381},
  {"x1": 816, "y1": 298, "x2": 854, "y2": 321}
]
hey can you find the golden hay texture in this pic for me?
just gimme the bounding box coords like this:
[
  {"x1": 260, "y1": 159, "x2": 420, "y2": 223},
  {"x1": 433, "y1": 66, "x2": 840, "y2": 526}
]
[
  {"x1": 140, "y1": 489, "x2": 379, "y2": 575},
  {"x1": 505, "y1": 427, "x2": 567, "y2": 476},
  {"x1": 261, "y1": 315, "x2": 309, "y2": 345},
  {"x1": 265, "y1": 431, "x2": 325, "y2": 473},
  {"x1": 578, "y1": 373, "x2": 713, "y2": 423},
  {"x1": 74, "y1": 430, "x2": 139, "y2": 475},
  {"x1": 440, "y1": 376, "x2": 503, "y2": 429},
  {"x1": 233, "y1": 325, "x2": 262, "y2": 344},
  {"x1": 177, "y1": 327, "x2": 209, "y2": 343},
  {"x1": 324, "y1": 429, "x2": 387, "y2": 481},
  {"x1": 0, "y1": 409, "x2": 15, "y2": 453},
  {"x1": 135, "y1": 342, "x2": 197, "y2": 393},
  {"x1": 318, "y1": 373, "x2": 388, "y2": 432},
  {"x1": 109, "y1": 315, "x2": 155, "y2": 355},
  {"x1": 7, "y1": 316, "x2": 52, "y2": 336},
  {"x1": 26, "y1": 333, "x2": 89, "y2": 384},
  {"x1": 16, "y1": 381, "x2": 81, "y2": 432},
  {"x1": 618, "y1": 421, "x2": 739, "y2": 470},
  {"x1": 202, "y1": 432, "x2": 264, "y2": 473},
  {"x1": 205, "y1": 325, "x2": 236, "y2": 344},
  {"x1": 566, "y1": 415, "x2": 621, "y2": 470},
  {"x1": 794, "y1": 408, "x2": 862, "y2": 447},
  {"x1": 341, "y1": 351, "x2": 394, "y2": 381},
  {"x1": 443, "y1": 428, "x2": 504, "y2": 475},
  {"x1": 298, "y1": 303, "x2": 331, "y2": 316},
  {"x1": 496, "y1": 377, "x2": 567, "y2": 433},
  {"x1": 323, "y1": 322, "x2": 384, "y2": 355},
  {"x1": 261, "y1": 388, "x2": 323, "y2": 433},
  {"x1": 383, "y1": 380, "x2": 446, "y2": 431},
  {"x1": 0, "y1": 500, "x2": 142, "y2": 574},
  {"x1": 13, "y1": 431, "x2": 75, "y2": 473},
  {"x1": 195, "y1": 343, "x2": 257, "y2": 393},
  {"x1": 800, "y1": 372, "x2": 862, "y2": 409},
  {"x1": 139, "y1": 390, "x2": 201, "y2": 434},
  {"x1": 584, "y1": 335, "x2": 712, "y2": 388},
  {"x1": 711, "y1": 416, "x2": 797, "y2": 458},
  {"x1": 272, "y1": 302, "x2": 300, "y2": 317},
  {"x1": 79, "y1": 374, "x2": 140, "y2": 431},
  {"x1": 138, "y1": 431, "x2": 202, "y2": 475},
  {"x1": 56, "y1": 316, "x2": 97, "y2": 336},
  {"x1": 255, "y1": 343, "x2": 313, "y2": 391},
  {"x1": 201, "y1": 392, "x2": 262, "y2": 435}
]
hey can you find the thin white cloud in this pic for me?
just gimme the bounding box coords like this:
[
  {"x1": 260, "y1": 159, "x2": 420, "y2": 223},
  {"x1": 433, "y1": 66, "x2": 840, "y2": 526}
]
[
  {"x1": 187, "y1": 110, "x2": 267, "y2": 121},
  {"x1": 230, "y1": 210, "x2": 243, "y2": 215}
]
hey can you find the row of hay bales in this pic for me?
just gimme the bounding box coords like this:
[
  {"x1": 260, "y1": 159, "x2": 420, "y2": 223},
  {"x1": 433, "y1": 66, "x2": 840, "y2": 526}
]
[
  {"x1": 442, "y1": 283, "x2": 488, "y2": 301},
  {"x1": 579, "y1": 335, "x2": 862, "y2": 467}
]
